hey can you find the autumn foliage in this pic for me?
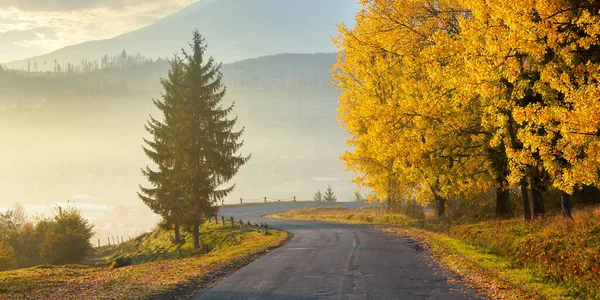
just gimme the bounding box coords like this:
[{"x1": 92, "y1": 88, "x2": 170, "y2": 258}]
[
  {"x1": 333, "y1": 0, "x2": 600, "y2": 219},
  {"x1": 0, "y1": 208, "x2": 94, "y2": 270}
]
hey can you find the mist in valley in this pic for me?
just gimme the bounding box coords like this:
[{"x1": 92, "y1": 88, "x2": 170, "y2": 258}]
[
  {"x1": 0, "y1": 0, "x2": 361, "y2": 244},
  {"x1": 0, "y1": 57, "x2": 356, "y2": 242}
]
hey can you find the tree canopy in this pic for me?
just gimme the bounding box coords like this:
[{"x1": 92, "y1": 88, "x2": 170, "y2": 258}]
[{"x1": 334, "y1": 0, "x2": 600, "y2": 219}]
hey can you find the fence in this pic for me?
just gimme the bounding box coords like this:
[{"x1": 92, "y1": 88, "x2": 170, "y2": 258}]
[
  {"x1": 208, "y1": 215, "x2": 270, "y2": 235},
  {"x1": 231, "y1": 196, "x2": 297, "y2": 205},
  {"x1": 97, "y1": 235, "x2": 134, "y2": 247}
]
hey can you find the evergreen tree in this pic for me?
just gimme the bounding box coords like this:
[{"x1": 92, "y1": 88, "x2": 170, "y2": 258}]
[
  {"x1": 323, "y1": 186, "x2": 337, "y2": 202},
  {"x1": 352, "y1": 191, "x2": 364, "y2": 203},
  {"x1": 140, "y1": 30, "x2": 249, "y2": 249},
  {"x1": 313, "y1": 189, "x2": 323, "y2": 202},
  {"x1": 181, "y1": 30, "x2": 249, "y2": 249},
  {"x1": 138, "y1": 56, "x2": 187, "y2": 243}
]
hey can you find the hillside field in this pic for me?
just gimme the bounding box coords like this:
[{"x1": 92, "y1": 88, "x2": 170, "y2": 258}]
[{"x1": 0, "y1": 223, "x2": 289, "y2": 299}]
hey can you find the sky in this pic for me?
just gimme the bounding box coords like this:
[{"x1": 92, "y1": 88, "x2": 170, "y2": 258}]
[{"x1": 0, "y1": 0, "x2": 196, "y2": 62}]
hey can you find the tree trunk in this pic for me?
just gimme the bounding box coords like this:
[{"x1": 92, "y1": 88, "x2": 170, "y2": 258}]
[
  {"x1": 531, "y1": 187, "x2": 545, "y2": 218},
  {"x1": 192, "y1": 223, "x2": 200, "y2": 249},
  {"x1": 562, "y1": 192, "x2": 574, "y2": 220},
  {"x1": 435, "y1": 195, "x2": 446, "y2": 219},
  {"x1": 496, "y1": 185, "x2": 511, "y2": 218},
  {"x1": 174, "y1": 223, "x2": 181, "y2": 243},
  {"x1": 520, "y1": 182, "x2": 532, "y2": 221},
  {"x1": 193, "y1": 203, "x2": 200, "y2": 249}
]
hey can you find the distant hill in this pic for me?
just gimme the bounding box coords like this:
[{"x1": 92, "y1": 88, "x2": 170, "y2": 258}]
[
  {"x1": 223, "y1": 53, "x2": 336, "y2": 90},
  {"x1": 0, "y1": 53, "x2": 337, "y2": 107},
  {"x1": 6, "y1": 0, "x2": 358, "y2": 70}
]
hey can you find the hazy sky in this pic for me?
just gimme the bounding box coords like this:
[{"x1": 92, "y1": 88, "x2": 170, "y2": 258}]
[{"x1": 0, "y1": 0, "x2": 196, "y2": 62}]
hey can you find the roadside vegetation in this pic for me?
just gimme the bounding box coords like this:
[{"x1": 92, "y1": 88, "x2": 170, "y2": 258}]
[
  {"x1": 0, "y1": 223, "x2": 289, "y2": 299},
  {"x1": 271, "y1": 206, "x2": 600, "y2": 299}
]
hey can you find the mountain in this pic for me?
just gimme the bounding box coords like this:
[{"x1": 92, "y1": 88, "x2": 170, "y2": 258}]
[{"x1": 7, "y1": 0, "x2": 358, "y2": 70}]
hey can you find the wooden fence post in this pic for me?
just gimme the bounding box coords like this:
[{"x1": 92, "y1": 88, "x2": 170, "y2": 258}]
[
  {"x1": 222, "y1": 216, "x2": 225, "y2": 225},
  {"x1": 240, "y1": 198, "x2": 243, "y2": 204},
  {"x1": 98, "y1": 238, "x2": 100, "y2": 247},
  {"x1": 112, "y1": 236, "x2": 115, "y2": 245},
  {"x1": 108, "y1": 237, "x2": 111, "y2": 246},
  {"x1": 264, "y1": 197, "x2": 267, "y2": 203},
  {"x1": 230, "y1": 216, "x2": 235, "y2": 227},
  {"x1": 239, "y1": 219, "x2": 244, "y2": 230}
]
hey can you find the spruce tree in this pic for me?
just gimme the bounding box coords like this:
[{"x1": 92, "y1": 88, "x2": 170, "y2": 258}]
[
  {"x1": 323, "y1": 186, "x2": 337, "y2": 202},
  {"x1": 352, "y1": 191, "x2": 363, "y2": 202},
  {"x1": 140, "y1": 30, "x2": 249, "y2": 249},
  {"x1": 138, "y1": 56, "x2": 187, "y2": 243},
  {"x1": 313, "y1": 190, "x2": 323, "y2": 202},
  {"x1": 180, "y1": 31, "x2": 249, "y2": 249}
]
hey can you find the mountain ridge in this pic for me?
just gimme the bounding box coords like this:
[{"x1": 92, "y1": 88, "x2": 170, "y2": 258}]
[{"x1": 6, "y1": 0, "x2": 357, "y2": 70}]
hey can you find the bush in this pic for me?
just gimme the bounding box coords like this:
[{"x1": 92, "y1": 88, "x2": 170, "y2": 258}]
[
  {"x1": 0, "y1": 239, "x2": 17, "y2": 271},
  {"x1": 39, "y1": 209, "x2": 94, "y2": 265},
  {"x1": 10, "y1": 222, "x2": 42, "y2": 267}
]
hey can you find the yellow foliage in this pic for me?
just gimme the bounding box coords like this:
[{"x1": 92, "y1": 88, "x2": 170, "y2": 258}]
[
  {"x1": 334, "y1": 0, "x2": 600, "y2": 211},
  {"x1": 0, "y1": 240, "x2": 17, "y2": 271}
]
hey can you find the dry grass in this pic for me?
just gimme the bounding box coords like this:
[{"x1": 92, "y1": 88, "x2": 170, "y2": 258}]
[{"x1": 0, "y1": 224, "x2": 289, "y2": 300}]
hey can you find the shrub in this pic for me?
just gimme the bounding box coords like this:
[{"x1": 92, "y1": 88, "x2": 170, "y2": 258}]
[
  {"x1": 39, "y1": 209, "x2": 94, "y2": 265},
  {"x1": 0, "y1": 239, "x2": 17, "y2": 271},
  {"x1": 449, "y1": 209, "x2": 600, "y2": 297},
  {"x1": 11, "y1": 222, "x2": 42, "y2": 267}
]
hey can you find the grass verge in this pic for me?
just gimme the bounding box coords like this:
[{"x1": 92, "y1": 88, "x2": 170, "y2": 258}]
[
  {"x1": 0, "y1": 224, "x2": 289, "y2": 300},
  {"x1": 269, "y1": 206, "x2": 597, "y2": 299}
]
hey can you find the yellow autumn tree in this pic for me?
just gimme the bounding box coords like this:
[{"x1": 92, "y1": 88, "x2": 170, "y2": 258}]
[
  {"x1": 335, "y1": 0, "x2": 600, "y2": 220},
  {"x1": 334, "y1": 0, "x2": 494, "y2": 218},
  {"x1": 456, "y1": 0, "x2": 600, "y2": 218}
]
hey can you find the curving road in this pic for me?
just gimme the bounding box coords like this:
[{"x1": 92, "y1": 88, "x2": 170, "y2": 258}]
[{"x1": 193, "y1": 202, "x2": 482, "y2": 300}]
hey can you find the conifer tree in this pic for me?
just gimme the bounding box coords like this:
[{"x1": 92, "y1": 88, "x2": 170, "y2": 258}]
[
  {"x1": 179, "y1": 30, "x2": 249, "y2": 249},
  {"x1": 352, "y1": 191, "x2": 364, "y2": 203},
  {"x1": 323, "y1": 186, "x2": 337, "y2": 202},
  {"x1": 313, "y1": 190, "x2": 323, "y2": 202},
  {"x1": 140, "y1": 30, "x2": 249, "y2": 249},
  {"x1": 139, "y1": 56, "x2": 187, "y2": 242}
]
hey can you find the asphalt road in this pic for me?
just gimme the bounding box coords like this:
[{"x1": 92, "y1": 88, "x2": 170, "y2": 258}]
[{"x1": 193, "y1": 202, "x2": 482, "y2": 300}]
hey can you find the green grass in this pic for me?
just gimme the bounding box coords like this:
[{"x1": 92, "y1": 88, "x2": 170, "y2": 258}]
[
  {"x1": 0, "y1": 223, "x2": 289, "y2": 300},
  {"x1": 269, "y1": 206, "x2": 432, "y2": 228},
  {"x1": 270, "y1": 206, "x2": 600, "y2": 299},
  {"x1": 86, "y1": 222, "x2": 260, "y2": 266}
]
